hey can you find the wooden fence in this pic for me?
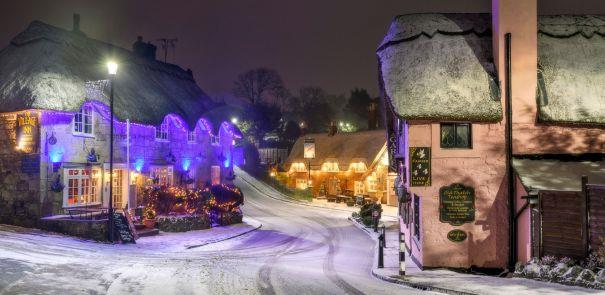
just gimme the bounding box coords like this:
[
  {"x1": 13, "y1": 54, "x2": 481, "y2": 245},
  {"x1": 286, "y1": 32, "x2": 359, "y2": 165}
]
[{"x1": 538, "y1": 177, "x2": 605, "y2": 259}]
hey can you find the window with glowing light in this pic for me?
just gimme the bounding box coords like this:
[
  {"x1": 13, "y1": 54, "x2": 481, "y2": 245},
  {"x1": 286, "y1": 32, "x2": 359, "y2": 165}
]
[
  {"x1": 354, "y1": 181, "x2": 364, "y2": 195},
  {"x1": 211, "y1": 165, "x2": 221, "y2": 185},
  {"x1": 368, "y1": 173, "x2": 379, "y2": 192},
  {"x1": 296, "y1": 179, "x2": 308, "y2": 190},
  {"x1": 350, "y1": 162, "x2": 367, "y2": 173},
  {"x1": 150, "y1": 165, "x2": 173, "y2": 186},
  {"x1": 322, "y1": 162, "x2": 339, "y2": 172},
  {"x1": 73, "y1": 105, "x2": 93, "y2": 135},
  {"x1": 155, "y1": 122, "x2": 168, "y2": 141},
  {"x1": 290, "y1": 162, "x2": 306, "y2": 172},
  {"x1": 63, "y1": 168, "x2": 100, "y2": 207}
]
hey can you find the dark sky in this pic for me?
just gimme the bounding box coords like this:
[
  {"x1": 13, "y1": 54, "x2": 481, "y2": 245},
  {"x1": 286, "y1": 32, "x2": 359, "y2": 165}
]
[{"x1": 1, "y1": 0, "x2": 604, "y2": 102}]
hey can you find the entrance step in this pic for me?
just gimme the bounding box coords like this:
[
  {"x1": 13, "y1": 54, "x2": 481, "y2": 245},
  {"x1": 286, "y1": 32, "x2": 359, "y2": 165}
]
[
  {"x1": 136, "y1": 228, "x2": 159, "y2": 237},
  {"x1": 134, "y1": 223, "x2": 146, "y2": 230}
]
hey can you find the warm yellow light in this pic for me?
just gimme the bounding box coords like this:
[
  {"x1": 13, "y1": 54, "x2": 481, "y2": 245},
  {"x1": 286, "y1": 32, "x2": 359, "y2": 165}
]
[
  {"x1": 270, "y1": 172, "x2": 276, "y2": 177},
  {"x1": 107, "y1": 61, "x2": 118, "y2": 75}
]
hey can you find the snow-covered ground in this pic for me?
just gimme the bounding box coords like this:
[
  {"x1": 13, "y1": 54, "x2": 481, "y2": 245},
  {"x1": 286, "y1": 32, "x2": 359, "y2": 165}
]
[{"x1": 0, "y1": 169, "x2": 438, "y2": 295}]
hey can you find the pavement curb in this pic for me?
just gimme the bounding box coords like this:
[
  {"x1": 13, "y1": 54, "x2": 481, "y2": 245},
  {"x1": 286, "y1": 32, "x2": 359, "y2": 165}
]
[
  {"x1": 347, "y1": 217, "x2": 478, "y2": 295},
  {"x1": 186, "y1": 219, "x2": 262, "y2": 249}
]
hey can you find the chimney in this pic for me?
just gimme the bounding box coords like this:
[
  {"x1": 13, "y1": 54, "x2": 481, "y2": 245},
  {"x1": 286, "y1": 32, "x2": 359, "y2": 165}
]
[
  {"x1": 492, "y1": 0, "x2": 538, "y2": 124},
  {"x1": 73, "y1": 13, "x2": 80, "y2": 32}
]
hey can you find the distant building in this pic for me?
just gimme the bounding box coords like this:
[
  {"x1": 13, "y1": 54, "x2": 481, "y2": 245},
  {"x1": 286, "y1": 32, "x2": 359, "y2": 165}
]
[
  {"x1": 283, "y1": 130, "x2": 396, "y2": 205},
  {"x1": 379, "y1": 6, "x2": 605, "y2": 271},
  {"x1": 0, "y1": 16, "x2": 240, "y2": 230}
]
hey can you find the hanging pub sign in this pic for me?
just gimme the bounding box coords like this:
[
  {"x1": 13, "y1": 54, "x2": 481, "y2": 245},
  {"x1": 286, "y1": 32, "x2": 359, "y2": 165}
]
[
  {"x1": 409, "y1": 147, "x2": 431, "y2": 186},
  {"x1": 16, "y1": 111, "x2": 39, "y2": 154},
  {"x1": 439, "y1": 183, "x2": 475, "y2": 226},
  {"x1": 447, "y1": 229, "x2": 468, "y2": 242},
  {"x1": 304, "y1": 138, "x2": 315, "y2": 159}
]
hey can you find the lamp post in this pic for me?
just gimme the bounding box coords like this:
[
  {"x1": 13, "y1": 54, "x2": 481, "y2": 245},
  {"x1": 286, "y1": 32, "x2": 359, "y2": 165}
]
[{"x1": 107, "y1": 61, "x2": 118, "y2": 243}]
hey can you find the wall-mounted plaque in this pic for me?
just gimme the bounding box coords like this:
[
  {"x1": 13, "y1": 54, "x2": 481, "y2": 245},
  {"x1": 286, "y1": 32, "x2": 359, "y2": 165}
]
[
  {"x1": 16, "y1": 111, "x2": 39, "y2": 154},
  {"x1": 447, "y1": 229, "x2": 467, "y2": 242},
  {"x1": 410, "y1": 147, "x2": 431, "y2": 186},
  {"x1": 21, "y1": 154, "x2": 40, "y2": 174},
  {"x1": 439, "y1": 183, "x2": 475, "y2": 226}
]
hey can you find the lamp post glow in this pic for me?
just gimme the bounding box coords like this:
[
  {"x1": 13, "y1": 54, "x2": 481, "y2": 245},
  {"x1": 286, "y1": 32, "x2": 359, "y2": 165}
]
[
  {"x1": 107, "y1": 61, "x2": 117, "y2": 243},
  {"x1": 231, "y1": 117, "x2": 238, "y2": 124}
]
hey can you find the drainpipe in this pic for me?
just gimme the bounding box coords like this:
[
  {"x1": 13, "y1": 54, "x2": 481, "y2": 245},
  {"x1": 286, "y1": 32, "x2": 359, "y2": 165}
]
[{"x1": 505, "y1": 33, "x2": 516, "y2": 270}]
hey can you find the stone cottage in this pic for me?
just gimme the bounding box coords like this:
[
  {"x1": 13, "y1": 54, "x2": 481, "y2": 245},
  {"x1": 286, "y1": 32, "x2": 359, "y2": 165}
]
[{"x1": 0, "y1": 17, "x2": 240, "y2": 229}]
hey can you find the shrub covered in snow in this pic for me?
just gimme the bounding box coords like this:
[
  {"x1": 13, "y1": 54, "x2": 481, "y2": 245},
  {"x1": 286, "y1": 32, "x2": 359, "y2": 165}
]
[{"x1": 514, "y1": 256, "x2": 605, "y2": 290}]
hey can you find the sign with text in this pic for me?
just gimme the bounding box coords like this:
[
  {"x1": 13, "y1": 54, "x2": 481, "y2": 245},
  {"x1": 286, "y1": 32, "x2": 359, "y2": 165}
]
[
  {"x1": 16, "y1": 111, "x2": 39, "y2": 154},
  {"x1": 303, "y1": 138, "x2": 315, "y2": 159},
  {"x1": 409, "y1": 147, "x2": 431, "y2": 186},
  {"x1": 447, "y1": 229, "x2": 468, "y2": 242},
  {"x1": 439, "y1": 183, "x2": 475, "y2": 226}
]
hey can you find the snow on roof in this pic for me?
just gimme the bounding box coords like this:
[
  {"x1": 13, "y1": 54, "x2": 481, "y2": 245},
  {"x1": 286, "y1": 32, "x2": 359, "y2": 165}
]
[
  {"x1": 285, "y1": 130, "x2": 386, "y2": 169},
  {"x1": 513, "y1": 157, "x2": 605, "y2": 191},
  {"x1": 0, "y1": 21, "x2": 215, "y2": 127},
  {"x1": 377, "y1": 13, "x2": 501, "y2": 122},
  {"x1": 537, "y1": 15, "x2": 605, "y2": 124}
]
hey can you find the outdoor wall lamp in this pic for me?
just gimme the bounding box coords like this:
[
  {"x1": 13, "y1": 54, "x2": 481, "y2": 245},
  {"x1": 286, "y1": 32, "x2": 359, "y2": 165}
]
[{"x1": 521, "y1": 189, "x2": 540, "y2": 208}]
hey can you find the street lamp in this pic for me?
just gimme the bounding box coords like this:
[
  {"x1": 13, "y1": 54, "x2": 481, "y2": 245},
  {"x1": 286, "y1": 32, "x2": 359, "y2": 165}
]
[
  {"x1": 231, "y1": 117, "x2": 238, "y2": 124},
  {"x1": 107, "y1": 61, "x2": 118, "y2": 243}
]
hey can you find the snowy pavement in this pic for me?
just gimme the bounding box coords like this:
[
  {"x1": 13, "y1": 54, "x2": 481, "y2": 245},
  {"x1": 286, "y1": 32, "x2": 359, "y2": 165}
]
[
  {"x1": 351, "y1": 219, "x2": 604, "y2": 295},
  {"x1": 0, "y1": 169, "x2": 439, "y2": 295}
]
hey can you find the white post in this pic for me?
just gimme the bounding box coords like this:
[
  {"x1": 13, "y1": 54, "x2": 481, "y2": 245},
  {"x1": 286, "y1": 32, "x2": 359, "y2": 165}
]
[{"x1": 126, "y1": 119, "x2": 131, "y2": 210}]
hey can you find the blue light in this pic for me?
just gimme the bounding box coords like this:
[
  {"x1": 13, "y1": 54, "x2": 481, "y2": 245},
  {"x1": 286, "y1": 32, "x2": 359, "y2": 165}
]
[
  {"x1": 49, "y1": 147, "x2": 64, "y2": 163},
  {"x1": 182, "y1": 158, "x2": 191, "y2": 171},
  {"x1": 135, "y1": 159, "x2": 144, "y2": 172}
]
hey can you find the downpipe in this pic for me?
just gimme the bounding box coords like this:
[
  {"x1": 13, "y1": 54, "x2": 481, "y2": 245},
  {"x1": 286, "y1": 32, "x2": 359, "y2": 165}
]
[{"x1": 505, "y1": 33, "x2": 517, "y2": 271}]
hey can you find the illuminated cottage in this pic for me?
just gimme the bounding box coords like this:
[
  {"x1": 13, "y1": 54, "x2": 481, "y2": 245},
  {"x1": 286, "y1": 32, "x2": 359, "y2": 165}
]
[
  {"x1": 284, "y1": 130, "x2": 397, "y2": 205},
  {"x1": 0, "y1": 17, "x2": 240, "y2": 228},
  {"x1": 379, "y1": 2, "x2": 605, "y2": 271}
]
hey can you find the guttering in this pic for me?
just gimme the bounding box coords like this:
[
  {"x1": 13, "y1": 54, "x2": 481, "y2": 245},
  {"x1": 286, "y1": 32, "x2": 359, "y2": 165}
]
[{"x1": 505, "y1": 33, "x2": 516, "y2": 270}]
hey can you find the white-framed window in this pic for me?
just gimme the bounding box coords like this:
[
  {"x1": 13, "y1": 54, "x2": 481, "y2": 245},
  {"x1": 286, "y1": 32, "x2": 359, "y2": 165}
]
[
  {"x1": 354, "y1": 181, "x2": 364, "y2": 195},
  {"x1": 211, "y1": 165, "x2": 221, "y2": 185},
  {"x1": 350, "y1": 162, "x2": 367, "y2": 173},
  {"x1": 211, "y1": 134, "x2": 220, "y2": 146},
  {"x1": 290, "y1": 162, "x2": 306, "y2": 173},
  {"x1": 155, "y1": 122, "x2": 168, "y2": 141},
  {"x1": 73, "y1": 105, "x2": 93, "y2": 135},
  {"x1": 322, "y1": 162, "x2": 339, "y2": 172},
  {"x1": 63, "y1": 167, "x2": 100, "y2": 207},
  {"x1": 187, "y1": 131, "x2": 196, "y2": 143},
  {"x1": 296, "y1": 179, "x2": 308, "y2": 190},
  {"x1": 368, "y1": 174, "x2": 378, "y2": 192},
  {"x1": 150, "y1": 165, "x2": 173, "y2": 186}
]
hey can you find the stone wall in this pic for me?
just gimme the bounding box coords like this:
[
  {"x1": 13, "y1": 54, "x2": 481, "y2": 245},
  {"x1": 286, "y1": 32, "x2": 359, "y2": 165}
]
[
  {"x1": 0, "y1": 112, "x2": 41, "y2": 227},
  {"x1": 39, "y1": 217, "x2": 109, "y2": 241}
]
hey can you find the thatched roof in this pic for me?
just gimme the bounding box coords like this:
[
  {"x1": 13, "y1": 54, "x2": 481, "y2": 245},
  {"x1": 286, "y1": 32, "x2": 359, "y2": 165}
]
[
  {"x1": 0, "y1": 21, "x2": 215, "y2": 127},
  {"x1": 513, "y1": 157, "x2": 605, "y2": 191},
  {"x1": 377, "y1": 13, "x2": 501, "y2": 122},
  {"x1": 285, "y1": 130, "x2": 386, "y2": 170},
  {"x1": 537, "y1": 15, "x2": 605, "y2": 124}
]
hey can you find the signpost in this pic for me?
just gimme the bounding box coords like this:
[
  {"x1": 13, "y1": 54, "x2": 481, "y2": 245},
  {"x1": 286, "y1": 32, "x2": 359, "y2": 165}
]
[
  {"x1": 439, "y1": 183, "x2": 475, "y2": 226},
  {"x1": 410, "y1": 147, "x2": 430, "y2": 186},
  {"x1": 304, "y1": 138, "x2": 315, "y2": 188}
]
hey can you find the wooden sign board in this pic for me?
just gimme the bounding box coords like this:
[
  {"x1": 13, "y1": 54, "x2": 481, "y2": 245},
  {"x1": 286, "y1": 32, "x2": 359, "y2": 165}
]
[
  {"x1": 439, "y1": 183, "x2": 475, "y2": 226},
  {"x1": 16, "y1": 111, "x2": 39, "y2": 154},
  {"x1": 410, "y1": 147, "x2": 431, "y2": 186},
  {"x1": 113, "y1": 212, "x2": 136, "y2": 244}
]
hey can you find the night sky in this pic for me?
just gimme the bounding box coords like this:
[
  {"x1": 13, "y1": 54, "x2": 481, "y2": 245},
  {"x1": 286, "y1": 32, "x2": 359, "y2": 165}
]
[{"x1": 1, "y1": 0, "x2": 604, "y2": 102}]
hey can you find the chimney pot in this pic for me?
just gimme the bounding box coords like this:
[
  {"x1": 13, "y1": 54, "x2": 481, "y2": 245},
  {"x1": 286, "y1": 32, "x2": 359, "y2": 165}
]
[{"x1": 73, "y1": 13, "x2": 80, "y2": 32}]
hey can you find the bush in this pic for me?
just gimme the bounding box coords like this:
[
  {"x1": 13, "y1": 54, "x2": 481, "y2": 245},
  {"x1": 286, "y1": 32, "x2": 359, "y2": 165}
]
[{"x1": 360, "y1": 203, "x2": 382, "y2": 219}]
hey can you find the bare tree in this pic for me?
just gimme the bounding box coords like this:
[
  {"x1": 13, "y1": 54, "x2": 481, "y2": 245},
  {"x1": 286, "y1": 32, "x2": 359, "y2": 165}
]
[{"x1": 233, "y1": 68, "x2": 284, "y2": 105}]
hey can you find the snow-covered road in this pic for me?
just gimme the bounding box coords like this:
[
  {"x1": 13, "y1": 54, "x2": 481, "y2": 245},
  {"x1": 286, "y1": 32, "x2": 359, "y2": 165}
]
[{"x1": 0, "y1": 170, "x2": 437, "y2": 295}]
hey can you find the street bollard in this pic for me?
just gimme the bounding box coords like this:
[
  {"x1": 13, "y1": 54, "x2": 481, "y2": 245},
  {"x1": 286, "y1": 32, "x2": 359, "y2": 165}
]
[
  {"x1": 381, "y1": 225, "x2": 386, "y2": 248},
  {"x1": 378, "y1": 232, "x2": 385, "y2": 268},
  {"x1": 373, "y1": 217, "x2": 378, "y2": 232}
]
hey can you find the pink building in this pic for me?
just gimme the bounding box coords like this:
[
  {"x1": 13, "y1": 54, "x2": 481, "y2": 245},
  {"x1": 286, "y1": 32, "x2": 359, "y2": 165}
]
[{"x1": 379, "y1": 1, "x2": 605, "y2": 271}]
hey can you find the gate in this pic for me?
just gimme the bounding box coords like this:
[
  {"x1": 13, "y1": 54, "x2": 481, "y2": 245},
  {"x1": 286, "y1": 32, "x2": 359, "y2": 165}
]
[{"x1": 537, "y1": 177, "x2": 605, "y2": 259}]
